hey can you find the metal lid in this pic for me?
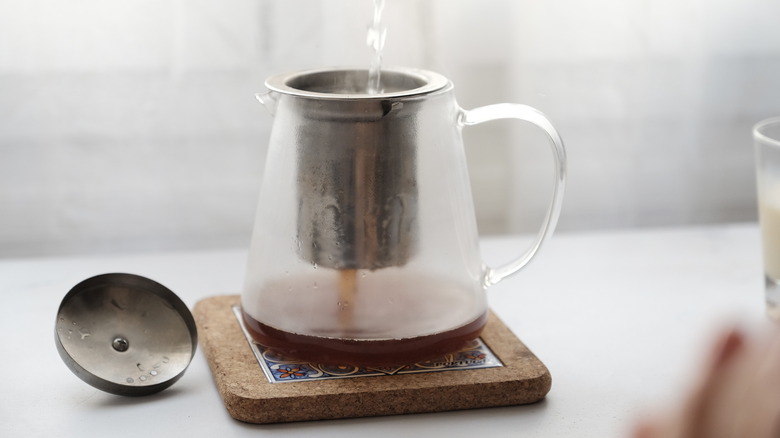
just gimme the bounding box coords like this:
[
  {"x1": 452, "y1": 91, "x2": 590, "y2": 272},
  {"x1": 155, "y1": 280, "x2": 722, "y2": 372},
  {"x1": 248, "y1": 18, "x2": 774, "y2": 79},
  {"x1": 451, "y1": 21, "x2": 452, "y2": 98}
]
[{"x1": 55, "y1": 273, "x2": 198, "y2": 396}]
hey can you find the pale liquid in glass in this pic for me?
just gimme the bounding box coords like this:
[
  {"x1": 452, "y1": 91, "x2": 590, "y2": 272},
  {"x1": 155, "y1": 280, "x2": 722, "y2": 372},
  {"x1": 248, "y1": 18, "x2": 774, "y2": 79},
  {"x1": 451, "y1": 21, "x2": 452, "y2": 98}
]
[{"x1": 758, "y1": 182, "x2": 780, "y2": 320}]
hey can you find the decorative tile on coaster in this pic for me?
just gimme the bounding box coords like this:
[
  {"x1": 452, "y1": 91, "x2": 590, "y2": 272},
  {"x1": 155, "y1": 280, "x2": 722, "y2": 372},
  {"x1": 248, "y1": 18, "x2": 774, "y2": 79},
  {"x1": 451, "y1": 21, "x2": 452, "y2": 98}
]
[
  {"x1": 231, "y1": 306, "x2": 504, "y2": 383},
  {"x1": 194, "y1": 295, "x2": 551, "y2": 424}
]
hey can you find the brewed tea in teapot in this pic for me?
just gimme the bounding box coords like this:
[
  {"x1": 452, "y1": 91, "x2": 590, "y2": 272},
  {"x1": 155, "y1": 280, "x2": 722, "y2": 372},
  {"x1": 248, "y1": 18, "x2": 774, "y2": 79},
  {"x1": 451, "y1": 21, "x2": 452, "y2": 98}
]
[{"x1": 241, "y1": 67, "x2": 566, "y2": 366}]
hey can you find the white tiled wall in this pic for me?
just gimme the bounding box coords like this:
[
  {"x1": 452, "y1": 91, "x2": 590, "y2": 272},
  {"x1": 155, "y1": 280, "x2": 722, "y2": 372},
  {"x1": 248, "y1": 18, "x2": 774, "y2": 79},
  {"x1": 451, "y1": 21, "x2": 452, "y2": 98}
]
[{"x1": 1, "y1": 0, "x2": 780, "y2": 257}]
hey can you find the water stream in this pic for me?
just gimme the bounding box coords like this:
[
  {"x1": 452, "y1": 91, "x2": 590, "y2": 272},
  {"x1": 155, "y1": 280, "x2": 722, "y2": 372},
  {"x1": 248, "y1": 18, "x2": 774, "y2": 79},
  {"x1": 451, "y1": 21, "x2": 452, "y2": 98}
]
[{"x1": 366, "y1": 0, "x2": 386, "y2": 94}]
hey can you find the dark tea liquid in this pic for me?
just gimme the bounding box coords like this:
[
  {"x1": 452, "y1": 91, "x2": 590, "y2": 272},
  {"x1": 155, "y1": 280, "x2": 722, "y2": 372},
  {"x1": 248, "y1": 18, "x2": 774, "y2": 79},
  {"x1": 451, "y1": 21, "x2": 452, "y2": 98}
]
[
  {"x1": 242, "y1": 310, "x2": 486, "y2": 367},
  {"x1": 241, "y1": 271, "x2": 487, "y2": 367}
]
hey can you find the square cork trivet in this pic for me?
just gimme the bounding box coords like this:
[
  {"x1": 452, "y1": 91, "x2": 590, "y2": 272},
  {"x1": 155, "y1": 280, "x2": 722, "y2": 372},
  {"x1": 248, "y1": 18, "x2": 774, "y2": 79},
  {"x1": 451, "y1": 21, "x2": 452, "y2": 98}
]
[{"x1": 193, "y1": 295, "x2": 551, "y2": 424}]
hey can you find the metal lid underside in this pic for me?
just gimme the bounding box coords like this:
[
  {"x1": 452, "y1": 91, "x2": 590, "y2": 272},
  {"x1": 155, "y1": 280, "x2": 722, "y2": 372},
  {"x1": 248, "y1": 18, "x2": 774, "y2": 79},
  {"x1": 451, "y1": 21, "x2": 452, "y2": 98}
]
[{"x1": 55, "y1": 273, "x2": 197, "y2": 396}]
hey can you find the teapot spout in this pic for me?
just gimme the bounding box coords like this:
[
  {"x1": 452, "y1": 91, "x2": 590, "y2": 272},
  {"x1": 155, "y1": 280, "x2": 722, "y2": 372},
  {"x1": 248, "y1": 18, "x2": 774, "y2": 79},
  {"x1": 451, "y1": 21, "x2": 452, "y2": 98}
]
[{"x1": 255, "y1": 91, "x2": 279, "y2": 116}]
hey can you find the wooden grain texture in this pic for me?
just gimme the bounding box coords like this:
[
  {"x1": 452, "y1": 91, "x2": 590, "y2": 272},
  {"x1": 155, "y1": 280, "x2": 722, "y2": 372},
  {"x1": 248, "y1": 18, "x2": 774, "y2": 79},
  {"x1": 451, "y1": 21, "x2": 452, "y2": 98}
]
[{"x1": 194, "y1": 295, "x2": 551, "y2": 424}]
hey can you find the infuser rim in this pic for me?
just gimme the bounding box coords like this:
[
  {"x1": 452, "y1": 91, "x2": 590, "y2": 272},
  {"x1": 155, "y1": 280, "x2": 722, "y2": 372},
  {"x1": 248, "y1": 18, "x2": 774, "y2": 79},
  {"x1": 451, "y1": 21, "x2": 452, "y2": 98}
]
[{"x1": 265, "y1": 66, "x2": 451, "y2": 99}]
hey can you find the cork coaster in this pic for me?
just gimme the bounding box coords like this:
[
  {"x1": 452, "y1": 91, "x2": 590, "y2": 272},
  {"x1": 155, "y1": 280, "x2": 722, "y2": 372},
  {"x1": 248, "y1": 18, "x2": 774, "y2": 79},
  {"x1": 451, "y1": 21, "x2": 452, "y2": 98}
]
[{"x1": 193, "y1": 295, "x2": 551, "y2": 424}]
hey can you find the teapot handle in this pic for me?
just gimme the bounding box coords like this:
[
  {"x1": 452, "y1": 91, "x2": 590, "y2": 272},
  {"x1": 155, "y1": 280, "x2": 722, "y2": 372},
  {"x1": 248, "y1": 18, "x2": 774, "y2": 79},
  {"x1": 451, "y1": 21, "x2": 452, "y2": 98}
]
[{"x1": 460, "y1": 103, "x2": 567, "y2": 287}]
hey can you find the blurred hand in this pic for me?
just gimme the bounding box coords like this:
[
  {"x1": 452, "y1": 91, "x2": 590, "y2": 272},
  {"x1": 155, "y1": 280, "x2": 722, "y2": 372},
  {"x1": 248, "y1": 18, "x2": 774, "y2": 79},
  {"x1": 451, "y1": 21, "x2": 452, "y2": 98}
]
[{"x1": 633, "y1": 325, "x2": 780, "y2": 438}]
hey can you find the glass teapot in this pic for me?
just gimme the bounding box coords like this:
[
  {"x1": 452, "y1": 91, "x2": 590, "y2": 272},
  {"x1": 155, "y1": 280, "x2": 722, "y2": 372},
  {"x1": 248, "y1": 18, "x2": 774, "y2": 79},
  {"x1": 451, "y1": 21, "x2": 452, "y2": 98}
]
[{"x1": 240, "y1": 67, "x2": 566, "y2": 366}]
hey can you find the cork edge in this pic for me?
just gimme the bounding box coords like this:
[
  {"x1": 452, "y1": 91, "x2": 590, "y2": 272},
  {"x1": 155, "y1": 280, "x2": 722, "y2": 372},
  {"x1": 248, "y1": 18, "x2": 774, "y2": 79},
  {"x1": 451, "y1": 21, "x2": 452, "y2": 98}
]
[{"x1": 194, "y1": 295, "x2": 551, "y2": 424}]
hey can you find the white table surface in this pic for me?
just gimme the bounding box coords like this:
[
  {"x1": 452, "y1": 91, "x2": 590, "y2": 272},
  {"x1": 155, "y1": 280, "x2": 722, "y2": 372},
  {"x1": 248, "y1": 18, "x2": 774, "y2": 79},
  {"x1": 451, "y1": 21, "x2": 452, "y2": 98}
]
[{"x1": 0, "y1": 223, "x2": 771, "y2": 437}]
